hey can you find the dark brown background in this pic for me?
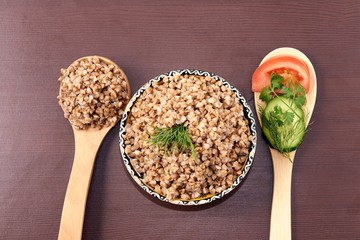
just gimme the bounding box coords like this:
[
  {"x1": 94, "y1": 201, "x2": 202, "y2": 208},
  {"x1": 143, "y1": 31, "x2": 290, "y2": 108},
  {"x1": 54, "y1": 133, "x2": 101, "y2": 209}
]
[{"x1": 1, "y1": 1, "x2": 359, "y2": 239}]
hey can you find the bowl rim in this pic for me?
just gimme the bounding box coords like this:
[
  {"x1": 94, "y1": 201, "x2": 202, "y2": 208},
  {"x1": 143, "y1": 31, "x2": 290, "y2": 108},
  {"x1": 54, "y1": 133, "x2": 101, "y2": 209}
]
[{"x1": 119, "y1": 69, "x2": 257, "y2": 206}]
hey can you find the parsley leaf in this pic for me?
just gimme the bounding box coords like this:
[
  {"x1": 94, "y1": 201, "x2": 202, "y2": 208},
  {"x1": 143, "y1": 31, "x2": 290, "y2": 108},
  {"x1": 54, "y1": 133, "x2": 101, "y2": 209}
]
[
  {"x1": 283, "y1": 111, "x2": 294, "y2": 125},
  {"x1": 259, "y1": 73, "x2": 307, "y2": 107},
  {"x1": 270, "y1": 73, "x2": 283, "y2": 90},
  {"x1": 274, "y1": 105, "x2": 282, "y2": 115},
  {"x1": 260, "y1": 87, "x2": 272, "y2": 103},
  {"x1": 294, "y1": 95, "x2": 306, "y2": 107},
  {"x1": 282, "y1": 87, "x2": 294, "y2": 99}
]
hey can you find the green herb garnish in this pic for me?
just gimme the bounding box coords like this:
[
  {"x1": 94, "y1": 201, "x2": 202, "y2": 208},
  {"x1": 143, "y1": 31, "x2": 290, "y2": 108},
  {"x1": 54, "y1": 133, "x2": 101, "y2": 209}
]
[
  {"x1": 259, "y1": 73, "x2": 308, "y2": 162},
  {"x1": 260, "y1": 73, "x2": 306, "y2": 108},
  {"x1": 149, "y1": 124, "x2": 199, "y2": 164}
]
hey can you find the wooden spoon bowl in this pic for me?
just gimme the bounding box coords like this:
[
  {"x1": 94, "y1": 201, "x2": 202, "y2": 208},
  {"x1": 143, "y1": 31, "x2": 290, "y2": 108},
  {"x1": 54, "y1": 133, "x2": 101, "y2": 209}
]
[
  {"x1": 65, "y1": 55, "x2": 131, "y2": 97},
  {"x1": 254, "y1": 48, "x2": 317, "y2": 240},
  {"x1": 58, "y1": 56, "x2": 130, "y2": 240}
]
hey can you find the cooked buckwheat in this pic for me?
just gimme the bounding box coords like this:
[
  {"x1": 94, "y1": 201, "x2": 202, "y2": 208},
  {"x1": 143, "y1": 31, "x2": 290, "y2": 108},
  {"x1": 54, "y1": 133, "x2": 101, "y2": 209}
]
[
  {"x1": 58, "y1": 56, "x2": 130, "y2": 129},
  {"x1": 124, "y1": 74, "x2": 252, "y2": 200}
]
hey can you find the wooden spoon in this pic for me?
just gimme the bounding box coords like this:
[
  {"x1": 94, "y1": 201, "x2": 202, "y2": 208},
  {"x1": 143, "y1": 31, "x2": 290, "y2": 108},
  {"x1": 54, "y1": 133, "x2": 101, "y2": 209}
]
[
  {"x1": 254, "y1": 48, "x2": 317, "y2": 240},
  {"x1": 58, "y1": 56, "x2": 130, "y2": 240}
]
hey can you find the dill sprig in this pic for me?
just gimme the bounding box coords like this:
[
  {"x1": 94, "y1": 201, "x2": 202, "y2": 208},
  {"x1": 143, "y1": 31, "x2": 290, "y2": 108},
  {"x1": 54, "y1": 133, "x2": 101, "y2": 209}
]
[{"x1": 149, "y1": 124, "x2": 199, "y2": 164}]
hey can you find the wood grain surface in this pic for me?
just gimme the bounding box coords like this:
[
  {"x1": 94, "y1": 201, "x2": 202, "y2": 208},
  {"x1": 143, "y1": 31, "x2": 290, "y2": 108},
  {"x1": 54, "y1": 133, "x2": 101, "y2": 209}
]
[{"x1": 0, "y1": 1, "x2": 359, "y2": 239}]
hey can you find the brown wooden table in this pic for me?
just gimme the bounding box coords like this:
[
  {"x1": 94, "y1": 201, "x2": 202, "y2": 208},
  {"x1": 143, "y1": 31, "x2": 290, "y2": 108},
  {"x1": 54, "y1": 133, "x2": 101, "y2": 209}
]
[{"x1": 1, "y1": 1, "x2": 359, "y2": 239}]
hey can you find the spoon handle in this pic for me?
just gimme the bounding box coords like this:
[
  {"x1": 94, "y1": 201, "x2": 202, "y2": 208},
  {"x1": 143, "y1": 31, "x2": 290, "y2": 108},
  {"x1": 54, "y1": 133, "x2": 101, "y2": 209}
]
[
  {"x1": 58, "y1": 128, "x2": 109, "y2": 240},
  {"x1": 269, "y1": 149, "x2": 295, "y2": 240}
]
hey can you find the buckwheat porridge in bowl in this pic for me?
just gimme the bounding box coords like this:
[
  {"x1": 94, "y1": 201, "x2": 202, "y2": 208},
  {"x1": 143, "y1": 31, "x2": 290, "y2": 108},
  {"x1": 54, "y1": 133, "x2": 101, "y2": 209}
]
[{"x1": 119, "y1": 69, "x2": 256, "y2": 205}]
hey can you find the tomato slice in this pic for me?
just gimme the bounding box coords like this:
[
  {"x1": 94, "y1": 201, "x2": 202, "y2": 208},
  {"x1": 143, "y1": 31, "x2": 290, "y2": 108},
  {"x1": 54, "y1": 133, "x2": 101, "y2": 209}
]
[{"x1": 252, "y1": 55, "x2": 310, "y2": 93}]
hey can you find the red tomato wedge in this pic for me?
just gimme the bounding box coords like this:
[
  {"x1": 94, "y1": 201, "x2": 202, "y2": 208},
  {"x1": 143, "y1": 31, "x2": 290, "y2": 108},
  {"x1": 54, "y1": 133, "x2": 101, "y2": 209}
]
[{"x1": 252, "y1": 55, "x2": 310, "y2": 93}]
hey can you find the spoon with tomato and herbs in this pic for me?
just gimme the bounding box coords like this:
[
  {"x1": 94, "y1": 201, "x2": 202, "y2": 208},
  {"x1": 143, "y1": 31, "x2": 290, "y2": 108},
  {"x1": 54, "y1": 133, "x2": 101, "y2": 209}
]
[{"x1": 252, "y1": 47, "x2": 317, "y2": 240}]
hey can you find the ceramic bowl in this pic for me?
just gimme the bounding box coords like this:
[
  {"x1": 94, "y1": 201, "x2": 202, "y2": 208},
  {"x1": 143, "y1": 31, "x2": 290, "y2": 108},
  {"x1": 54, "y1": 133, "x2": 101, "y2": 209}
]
[{"x1": 119, "y1": 69, "x2": 256, "y2": 205}]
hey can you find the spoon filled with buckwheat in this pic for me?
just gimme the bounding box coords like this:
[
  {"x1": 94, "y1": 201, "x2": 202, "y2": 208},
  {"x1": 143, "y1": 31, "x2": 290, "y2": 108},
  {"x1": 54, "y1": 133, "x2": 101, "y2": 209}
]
[{"x1": 57, "y1": 56, "x2": 130, "y2": 240}]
